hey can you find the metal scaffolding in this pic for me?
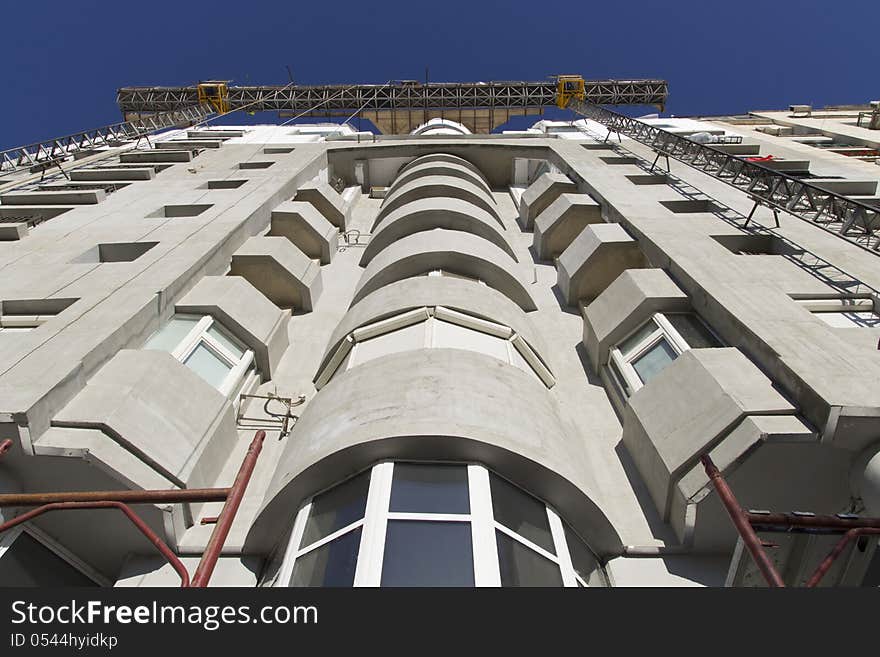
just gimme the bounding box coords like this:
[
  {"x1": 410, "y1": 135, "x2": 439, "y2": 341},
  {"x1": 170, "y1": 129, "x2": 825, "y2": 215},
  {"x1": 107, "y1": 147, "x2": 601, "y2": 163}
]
[
  {"x1": 116, "y1": 79, "x2": 669, "y2": 116},
  {"x1": 569, "y1": 99, "x2": 880, "y2": 254},
  {"x1": 0, "y1": 104, "x2": 211, "y2": 175}
]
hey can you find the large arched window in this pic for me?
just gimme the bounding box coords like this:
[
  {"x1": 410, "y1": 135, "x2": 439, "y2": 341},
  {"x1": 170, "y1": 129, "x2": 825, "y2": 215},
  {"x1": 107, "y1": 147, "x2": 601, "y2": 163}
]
[{"x1": 263, "y1": 462, "x2": 607, "y2": 587}]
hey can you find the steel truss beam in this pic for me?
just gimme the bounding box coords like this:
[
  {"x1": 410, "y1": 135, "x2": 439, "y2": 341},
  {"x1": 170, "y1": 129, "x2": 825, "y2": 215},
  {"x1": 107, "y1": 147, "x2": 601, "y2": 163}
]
[
  {"x1": 569, "y1": 99, "x2": 880, "y2": 254},
  {"x1": 116, "y1": 79, "x2": 669, "y2": 115},
  {"x1": 0, "y1": 104, "x2": 212, "y2": 175}
]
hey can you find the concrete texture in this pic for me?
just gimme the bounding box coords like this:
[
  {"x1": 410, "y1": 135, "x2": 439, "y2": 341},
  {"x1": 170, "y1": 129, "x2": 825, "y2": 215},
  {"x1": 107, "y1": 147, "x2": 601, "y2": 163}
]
[
  {"x1": 533, "y1": 192, "x2": 602, "y2": 260},
  {"x1": 247, "y1": 349, "x2": 622, "y2": 556},
  {"x1": 268, "y1": 200, "x2": 338, "y2": 264},
  {"x1": 582, "y1": 268, "x2": 690, "y2": 371},
  {"x1": 294, "y1": 181, "x2": 348, "y2": 230},
  {"x1": 52, "y1": 349, "x2": 237, "y2": 491},
  {"x1": 352, "y1": 228, "x2": 537, "y2": 311},
  {"x1": 376, "y1": 174, "x2": 499, "y2": 227},
  {"x1": 621, "y1": 348, "x2": 796, "y2": 522},
  {"x1": 230, "y1": 236, "x2": 323, "y2": 312},
  {"x1": 175, "y1": 275, "x2": 290, "y2": 378},
  {"x1": 518, "y1": 172, "x2": 577, "y2": 230},
  {"x1": 362, "y1": 196, "x2": 516, "y2": 265},
  {"x1": 557, "y1": 223, "x2": 647, "y2": 306}
]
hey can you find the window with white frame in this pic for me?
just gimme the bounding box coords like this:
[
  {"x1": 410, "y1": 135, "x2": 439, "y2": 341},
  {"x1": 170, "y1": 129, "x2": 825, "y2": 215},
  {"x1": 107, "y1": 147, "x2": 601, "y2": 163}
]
[
  {"x1": 795, "y1": 297, "x2": 880, "y2": 328},
  {"x1": 143, "y1": 314, "x2": 255, "y2": 396},
  {"x1": 265, "y1": 462, "x2": 607, "y2": 588},
  {"x1": 0, "y1": 527, "x2": 99, "y2": 587},
  {"x1": 315, "y1": 307, "x2": 554, "y2": 388},
  {"x1": 608, "y1": 312, "x2": 721, "y2": 398}
]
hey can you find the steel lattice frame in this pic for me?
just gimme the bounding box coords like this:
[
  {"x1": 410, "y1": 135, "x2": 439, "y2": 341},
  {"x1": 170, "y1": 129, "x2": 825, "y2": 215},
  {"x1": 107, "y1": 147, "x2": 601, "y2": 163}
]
[
  {"x1": 115, "y1": 80, "x2": 669, "y2": 114},
  {"x1": 0, "y1": 104, "x2": 212, "y2": 174},
  {"x1": 570, "y1": 99, "x2": 880, "y2": 254}
]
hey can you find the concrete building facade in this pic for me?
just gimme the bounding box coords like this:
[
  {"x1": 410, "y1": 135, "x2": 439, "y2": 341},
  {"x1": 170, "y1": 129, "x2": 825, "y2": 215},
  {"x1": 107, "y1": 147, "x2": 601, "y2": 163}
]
[{"x1": 1, "y1": 104, "x2": 880, "y2": 587}]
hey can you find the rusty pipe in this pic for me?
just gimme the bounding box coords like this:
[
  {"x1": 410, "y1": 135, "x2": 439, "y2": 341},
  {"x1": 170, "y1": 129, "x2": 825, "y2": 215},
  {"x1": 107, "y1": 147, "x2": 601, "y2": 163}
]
[
  {"x1": 701, "y1": 454, "x2": 786, "y2": 588},
  {"x1": 190, "y1": 431, "x2": 266, "y2": 588},
  {"x1": 0, "y1": 487, "x2": 231, "y2": 508},
  {"x1": 0, "y1": 500, "x2": 190, "y2": 587},
  {"x1": 805, "y1": 527, "x2": 880, "y2": 588},
  {"x1": 747, "y1": 512, "x2": 880, "y2": 531},
  {"x1": 0, "y1": 439, "x2": 12, "y2": 460}
]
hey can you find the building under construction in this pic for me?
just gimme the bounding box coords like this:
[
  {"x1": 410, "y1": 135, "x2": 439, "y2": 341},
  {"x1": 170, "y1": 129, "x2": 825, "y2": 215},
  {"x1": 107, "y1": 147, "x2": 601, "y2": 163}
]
[{"x1": 1, "y1": 77, "x2": 880, "y2": 587}]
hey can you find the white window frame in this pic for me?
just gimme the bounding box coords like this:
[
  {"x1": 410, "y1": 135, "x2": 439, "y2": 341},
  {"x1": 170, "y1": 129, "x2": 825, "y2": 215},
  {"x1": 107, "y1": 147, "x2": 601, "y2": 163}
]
[
  {"x1": 0, "y1": 525, "x2": 107, "y2": 586},
  {"x1": 147, "y1": 314, "x2": 255, "y2": 397},
  {"x1": 607, "y1": 312, "x2": 717, "y2": 398},
  {"x1": 316, "y1": 307, "x2": 555, "y2": 388},
  {"x1": 273, "y1": 462, "x2": 604, "y2": 588},
  {"x1": 426, "y1": 269, "x2": 487, "y2": 286}
]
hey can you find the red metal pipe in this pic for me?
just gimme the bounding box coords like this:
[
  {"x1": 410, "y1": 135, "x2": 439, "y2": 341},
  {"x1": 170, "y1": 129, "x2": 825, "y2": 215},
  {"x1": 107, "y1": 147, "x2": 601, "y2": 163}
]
[
  {"x1": 0, "y1": 487, "x2": 230, "y2": 508},
  {"x1": 805, "y1": 527, "x2": 880, "y2": 588},
  {"x1": 190, "y1": 430, "x2": 266, "y2": 588},
  {"x1": 747, "y1": 512, "x2": 880, "y2": 531},
  {"x1": 0, "y1": 439, "x2": 13, "y2": 460},
  {"x1": 0, "y1": 500, "x2": 190, "y2": 587},
  {"x1": 701, "y1": 454, "x2": 786, "y2": 588}
]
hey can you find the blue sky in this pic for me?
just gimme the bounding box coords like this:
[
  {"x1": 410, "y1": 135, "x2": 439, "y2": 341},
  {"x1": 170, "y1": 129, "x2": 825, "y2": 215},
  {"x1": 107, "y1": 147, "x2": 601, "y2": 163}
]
[{"x1": 2, "y1": 0, "x2": 874, "y2": 149}]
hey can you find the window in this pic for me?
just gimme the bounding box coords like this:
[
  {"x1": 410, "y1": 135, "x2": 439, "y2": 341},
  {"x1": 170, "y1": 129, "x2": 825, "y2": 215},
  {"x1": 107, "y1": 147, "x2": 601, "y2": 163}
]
[
  {"x1": 315, "y1": 306, "x2": 554, "y2": 388},
  {"x1": 268, "y1": 462, "x2": 607, "y2": 588},
  {"x1": 795, "y1": 297, "x2": 880, "y2": 328},
  {"x1": 143, "y1": 314, "x2": 254, "y2": 395},
  {"x1": 608, "y1": 313, "x2": 721, "y2": 398},
  {"x1": 0, "y1": 528, "x2": 98, "y2": 587}
]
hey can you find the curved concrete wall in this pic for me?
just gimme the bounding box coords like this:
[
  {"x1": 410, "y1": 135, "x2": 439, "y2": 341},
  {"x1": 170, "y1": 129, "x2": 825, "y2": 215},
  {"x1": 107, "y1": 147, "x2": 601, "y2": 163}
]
[
  {"x1": 396, "y1": 153, "x2": 488, "y2": 186},
  {"x1": 246, "y1": 349, "x2": 621, "y2": 555},
  {"x1": 362, "y1": 197, "x2": 515, "y2": 266},
  {"x1": 391, "y1": 160, "x2": 492, "y2": 196},
  {"x1": 375, "y1": 175, "x2": 499, "y2": 228},
  {"x1": 317, "y1": 276, "x2": 550, "y2": 375},
  {"x1": 351, "y1": 229, "x2": 537, "y2": 311}
]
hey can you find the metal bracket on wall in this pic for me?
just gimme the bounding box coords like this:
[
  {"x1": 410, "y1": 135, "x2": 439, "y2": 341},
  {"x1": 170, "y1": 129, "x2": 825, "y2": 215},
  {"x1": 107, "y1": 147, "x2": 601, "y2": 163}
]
[{"x1": 236, "y1": 391, "x2": 305, "y2": 438}]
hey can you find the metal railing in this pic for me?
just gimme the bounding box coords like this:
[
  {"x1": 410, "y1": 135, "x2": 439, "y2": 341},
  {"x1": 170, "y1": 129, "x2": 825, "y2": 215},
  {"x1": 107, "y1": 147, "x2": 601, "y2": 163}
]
[
  {"x1": 0, "y1": 104, "x2": 212, "y2": 175},
  {"x1": 569, "y1": 99, "x2": 880, "y2": 254}
]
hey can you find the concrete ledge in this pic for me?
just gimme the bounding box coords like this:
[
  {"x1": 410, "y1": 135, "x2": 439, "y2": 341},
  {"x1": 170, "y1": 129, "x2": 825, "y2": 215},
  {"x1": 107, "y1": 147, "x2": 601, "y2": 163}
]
[
  {"x1": 518, "y1": 172, "x2": 577, "y2": 230},
  {"x1": 376, "y1": 175, "x2": 499, "y2": 228},
  {"x1": 176, "y1": 275, "x2": 290, "y2": 379},
  {"x1": 352, "y1": 228, "x2": 536, "y2": 311},
  {"x1": 229, "y1": 236, "x2": 323, "y2": 312},
  {"x1": 363, "y1": 197, "x2": 516, "y2": 266},
  {"x1": 0, "y1": 189, "x2": 105, "y2": 205},
  {"x1": 582, "y1": 268, "x2": 689, "y2": 372},
  {"x1": 155, "y1": 140, "x2": 223, "y2": 150},
  {"x1": 533, "y1": 193, "x2": 602, "y2": 260},
  {"x1": 0, "y1": 222, "x2": 28, "y2": 241},
  {"x1": 187, "y1": 130, "x2": 245, "y2": 139},
  {"x1": 70, "y1": 168, "x2": 155, "y2": 181},
  {"x1": 52, "y1": 350, "x2": 237, "y2": 491},
  {"x1": 247, "y1": 349, "x2": 621, "y2": 556},
  {"x1": 621, "y1": 348, "x2": 796, "y2": 524},
  {"x1": 318, "y1": 276, "x2": 549, "y2": 376},
  {"x1": 268, "y1": 201, "x2": 338, "y2": 264},
  {"x1": 391, "y1": 159, "x2": 492, "y2": 195},
  {"x1": 810, "y1": 179, "x2": 878, "y2": 196},
  {"x1": 120, "y1": 150, "x2": 192, "y2": 163},
  {"x1": 397, "y1": 153, "x2": 488, "y2": 184},
  {"x1": 670, "y1": 415, "x2": 829, "y2": 549},
  {"x1": 294, "y1": 181, "x2": 348, "y2": 230},
  {"x1": 557, "y1": 223, "x2": 646, "y2": 306}
]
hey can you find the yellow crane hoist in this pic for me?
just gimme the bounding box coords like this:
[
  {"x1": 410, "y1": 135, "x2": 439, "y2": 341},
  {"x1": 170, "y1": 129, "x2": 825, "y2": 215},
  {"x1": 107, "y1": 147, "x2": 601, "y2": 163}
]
[
  {"x1": 556, "y1": 75, "x2": 585, "y2": 109},
  {"x1": 197, "y1": 81, "x2": 230, "y2": 114}
]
